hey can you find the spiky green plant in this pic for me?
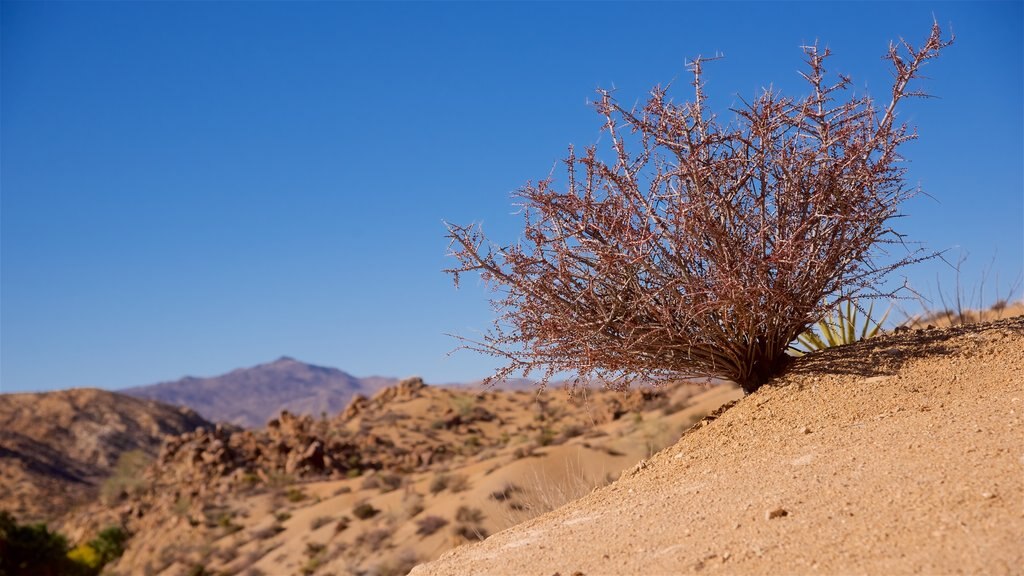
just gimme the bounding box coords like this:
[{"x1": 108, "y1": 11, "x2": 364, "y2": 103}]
[{"x1": 791, "y1": 300, "x2": 890, "y2": 355}]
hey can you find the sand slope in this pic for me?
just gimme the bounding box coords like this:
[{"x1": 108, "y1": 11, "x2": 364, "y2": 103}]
[{"x1": 412, "y1": 317, "x2": 1024, "y2": 575}]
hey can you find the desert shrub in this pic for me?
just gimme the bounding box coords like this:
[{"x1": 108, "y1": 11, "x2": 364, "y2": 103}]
[
  {"x1": 361, "y1": 472, "x2": 403, "y2": 493},
  {"x1": 0, "y1": 511, "x2": 85, "y2": 576},
  {"x1": 354, "y1": 528, "x2": 391, "y2": 552},
  {"x1": 489, "y1": 483, "x2": 520, "y2": 502},
  {"x1": 89, "y1": 525, "x2": 129, "y2": 564},
  {"x1": 352, "y1": 501, "x2": 379, "y2": 520},
  {"x1": 428, "y1": 473, "x2": 449, "y2": 495},
  {"x1": 274, "y1": 512, "x2": 291, "y2": 523},
  {"x1": 430, "y1": 472, "x2": 470, "y2": 495},
  {"x1": 334, "y1": 516, "x2": 351, "y2": 534},
  {"x1": 512, "y1": 445, "x2": 535, "y2": 459},
  {"x1": 372, "y1": 549, "x2": 419, "y2": 576},
  {"x1": 401, "y1": 492, "x2": 425, "y2": 520},
  {"x1": 536, "y1": 427, "x2": 557, "y2": 447},
  {"x1": 285, "y1": 487, "x2": 307, "y2": 503},
  {"x1": 415, "y1": 515, "x2": 449, "y2": 537},
  {"x1": 454, "y1": 506, "x2": 485, "y2": 524},
  {"x1": 310, "y1": 516, "x2": 333, "y2": 531},
  {"x1": 253, "y1": 524, "x2": 284, "y2": 539},
  {"x1": 100, "y1": 449, "x2": 151, "y2": 503},
  {"x1": 560, "y1": 424, "x2": 585, "y2": 441},
  {"x1": 446, "y1": 25, "x2": 951, "y2": 395},
  {"x1": 451, "y1": 523, "x2": 489, "y2": 542}
]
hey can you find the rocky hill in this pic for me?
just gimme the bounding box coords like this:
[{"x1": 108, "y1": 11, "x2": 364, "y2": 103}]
[
  {"x1": 71, "y1": 376, "x2": 734, "y2": 575},
  {"x1": 0, "y1": 388, "x2": 210, "y2": 523},
  {"x1": 122, "y1": 356, "x2": 397, "y2": 428}
]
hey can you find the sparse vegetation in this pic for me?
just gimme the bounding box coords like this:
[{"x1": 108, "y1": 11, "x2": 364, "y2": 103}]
[
  {"x1": 792, "y1": 299, "x2": 890, "y2": 354},
  {"x1": 100, "y1": 450, "x2": 152, "y2": 504},
  {"x1": 430, "y1": 472, "x2": 471, "y2": 495},
  {"x1": 361, "y1": 472, "x2": 403, "y2": 493},
  {"x1": 489, "y1": 483, "x2": 521, "y2": 502},
  {"x1": 285, "y1": 487, "x2": 308, "y2": 502},
  {"x1": 352, "y1": 501, "x2": 380, "y2": 520},
  {"x1": 354, "y1": 528, "x2": 391, "y2": 552},
  {"x1": 415, "y1": 515, "x2": 449, "y2": 537},
  {"x1": 310, "y1": 516, "x2": 334, "y2": 530},
  {"x1": 455, "y1": 506, "x2": 485, "y2": 524}
]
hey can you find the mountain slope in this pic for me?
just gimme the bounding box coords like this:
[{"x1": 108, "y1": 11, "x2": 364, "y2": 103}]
[
  {"x1": 412, "y1": 316, "x2": 1024, "y2": 575},
  {"x1": 0, "y1": 388, "x2": 210, "y2": 523},
  {"x1": 122, "y1": 356, "x2": 396, "y2": 427}
]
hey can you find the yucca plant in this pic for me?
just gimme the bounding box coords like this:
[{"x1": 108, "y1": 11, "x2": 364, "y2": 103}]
[{"x1": 790, "y1": 300, "x2": 891, "y2": 355}]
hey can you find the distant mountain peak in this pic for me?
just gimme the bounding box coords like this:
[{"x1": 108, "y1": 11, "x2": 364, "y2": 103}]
[{"x1": 123, "y1": 358, "x2": 398, "y2": 428}]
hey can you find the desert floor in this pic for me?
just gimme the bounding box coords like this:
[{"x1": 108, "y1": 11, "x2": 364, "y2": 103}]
[{"x1": 413, "y1": 316, "x2": 1024, "y2": 575}]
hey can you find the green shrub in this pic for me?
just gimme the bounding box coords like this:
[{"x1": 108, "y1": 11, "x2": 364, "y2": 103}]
[{"x1": 0, "y1": 511, "x2": 83, "y2": 576}]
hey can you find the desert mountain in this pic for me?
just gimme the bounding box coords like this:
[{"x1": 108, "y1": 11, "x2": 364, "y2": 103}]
[
  {"x1": 413, "y1": 316, "x2": 1024, "y2": 575},
  {"x1": 122, "y1": 356, "x2": 397, "y2": 428},
  {"x1": 0, "y1": 388, "x2": 210, "y2": 523}
]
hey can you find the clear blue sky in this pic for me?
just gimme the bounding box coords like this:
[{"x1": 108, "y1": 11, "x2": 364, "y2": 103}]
[{"x1": 2, "y1": 2, "x2": 1021, "y2": 393}]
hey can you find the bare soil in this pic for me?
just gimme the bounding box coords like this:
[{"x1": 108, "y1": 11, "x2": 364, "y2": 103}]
[{"x1": 413, "y1": 316, "x2": 1024, "y2": 575}]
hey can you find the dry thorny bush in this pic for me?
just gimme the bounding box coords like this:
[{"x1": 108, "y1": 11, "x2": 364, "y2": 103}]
[{"x1": 446, "y1": 25, "x2": 952, "y2": 395}]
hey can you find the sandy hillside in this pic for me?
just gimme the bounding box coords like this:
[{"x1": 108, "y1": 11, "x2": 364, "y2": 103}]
[{"x1": 413, "y1": 316, "x2": 1024, "y2": 575}]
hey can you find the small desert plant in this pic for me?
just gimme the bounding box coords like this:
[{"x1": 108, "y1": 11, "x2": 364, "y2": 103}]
[
  {"x1": 791, "y1": 299, "x2": 890, "y2": 353},
  {"x1": 401, "y1": 492, "x2": 425, "y2": 520},
  {"x1": 273, "y1": 511, "x2": 291, "y2": 523},
  {"x1": 334, "y1": 516, "x2": 351, "y2": 534},
  {"x1": 354, "y1": 528, "x2": 391, "y2": 552},
  {"x1": 352, "y1": 501, "x2": 379, "y2": 520},
  {"x1": 489, "y1": 483, "x2": 521, "y2": 502},
  {"x1": 428, "y1": 473, "x2": 450, "y2": 495},
  {"x1": 454, "y1": 506, "x2": 485, "y2": 524},
  {"x1": 415, "y1": 515, "x2": 449, "y2": 537},
  {"x1": 446, "y1": 25, "x2": 951, "y2": 395},
  {"x1": 373, "y1": 549, "x2": 420, "y2": 576},
  {"x1": 253, "y1": 524, "x2": 285, "y2": 539},
  {"x1": 310, "y1": 516, "x2": 333, "y2": 531},
  {"x1": 285, "y1": 487, "x2": 307, "y2": 503},
  {"x1": 361, "y1": 472, "x2": 403, "y2": 493},
  {"x1": 100, "y1": 450, "x2": 151, "y2": 503},
  {"x1": 451, "y1": 523, "x2": 489, "y2": 542}
]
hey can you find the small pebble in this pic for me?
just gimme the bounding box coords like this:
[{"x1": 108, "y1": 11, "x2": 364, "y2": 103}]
[
  {"x1": 801, "y1": 426, "x2": 811, "y2": 434},
  {"x1": 766, "y1": 507, "x2": 788, "y2": 520},
  {"x1": 982, "y1": 492, "x2": 996, "y2": 499}
]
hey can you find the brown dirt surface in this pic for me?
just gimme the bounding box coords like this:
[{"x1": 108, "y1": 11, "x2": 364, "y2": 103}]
[{"x1": 412, "y1": 316, "x2": 1024, "y2": 575}]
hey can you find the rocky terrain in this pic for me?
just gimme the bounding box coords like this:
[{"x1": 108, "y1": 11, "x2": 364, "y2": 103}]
[
  {"x1": 67, "y1": 376, "x2": 733, "y2": 575},
  {"x1": 5, "y1": 305, "x2": 1020, "y2": 575},
  {"x1": 0, "y1": 388, "x2": 210, "y2": 523},
  {"x1": 123, "y1": 357, "x2": 398, "y2": 428}
]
